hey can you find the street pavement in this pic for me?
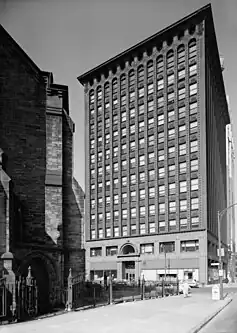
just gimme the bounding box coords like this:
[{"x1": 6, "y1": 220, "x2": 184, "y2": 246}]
[
  {"x1": 200, "y1": 294, "x2": 237, "y2": 333},
  {"x1": 0, "y1": 289, "x2": 233, "y2": 333}
]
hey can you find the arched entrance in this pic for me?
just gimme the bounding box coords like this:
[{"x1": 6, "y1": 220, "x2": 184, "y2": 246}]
[
  {"x1": 18, "y1": 253, "x2": 55, "y2": 314},
  {"x1": 119, "y1": 243, "x2": 138, "y2": 281}
]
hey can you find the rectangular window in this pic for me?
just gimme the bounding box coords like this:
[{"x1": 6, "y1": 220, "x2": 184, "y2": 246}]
[
  {"x1": 114, "y1": 210, "x2": 119, "y2": 220},
  {"x1": 167, "y1": 74, "x2": 175, "y2": 86},
  {"x1": 158, "y1": 131, "x2": 164, "y2": 143},
  {"x1": 139, "y1": 188, "x2": 146, "y2": 200},
  {"x1": 180, "y1": 181, "x2": 187, "y2": 193},
  {"x1": 121, "y1": 160, "x2": 127, "y2": 170},
  {"x1": 179, "y1": 162, "x2": 187, "y2": 174},
  {"x1": 168, "y1": 164, "x2": 176, "y2": 177},
  {"x1": 178, "y1": 87, "x2": 186, "y2": 100},
  {"x1": 106, "y1": 227, "x2": 111, "y2": 237},
  {"x1": 140, "y1": 243, "x2": 154, "y2": 254},
  {"x1": 178, "y1": 69, "x2": 185, "y2": 80},
  {"x1": 191, "y1": 197, "x2": 199, "y2": 210},
  {"x1": 158, "y1": 150, "x2": 164, "y2": 161},
  {"x1": 191, "y1": 159, "x2": 198, "y2": 172},
  {"x1": 149, "y1": 187, "x2": 155, "y2": 198},
  {"x1": 168, "y1": 146, "x2": 175, "y2": 158},
  {"x1": 149, "y1": 222, "x2": 155, "y2": 234},
  {"x1": 140, "y1": 206, "x2": 146, "y2": 217},
  {"x1": 98, "y1": 229, "x2": 103, "y2": 239},
  {"x1": 139, "y1": 137, "x2": 145, "y2": 149},
  {"x1": 121, "y1": 111, "x2": 126, "y2": 122},
  {"x1": 139, "y1": 172, "x2": 145, "y2": 183},
  {"x1": 159, "y1": 221, "x2": 165, "y2": 232},
  {"x1": 159, "y1": 203, "x2": 165, "y2": 214},
  {"x1": 159, "y1": 241, "x2": 175, "y2": 253},
  {"x1": 139, "y1": 121, "x2": 145, "y2": 133},
  {"x1": 190, "y1": 121, "x2": 198, "y2": 134},
  {"x1": 130, "y1": 108, "x2": 135, "y2": 118},
  {"x1": 114, "y1": 226, "x2": 119, "y2": 237},
  {"x1": 91, "y1": 230, "x2": 96, "y2": 240},
  {"x1": 191, "y1": 179, "x2": 199, "y2": 191},
  {"x1": 157, "y1": 114, "x2": 164, "y2": 126},
  {"x1": 129, "y1": 91, "x2": 135, "y2": 103},
  {"x1": 130, "y1": 190, "x2": 136, "y2": 202},
  {"x1": 179, "y1": 143, "x2": 186, "y2": 156},
  {"x1": 167, "y1": 92, "x2": 175, "y2": 103},
  {"x1": 179, "y1": 125, "x2": 186, "y2": 137},
  {"x1": 157, "y1": 78, "x2": 164, "y2": 90},
  {"x1": 114, "y1": 195, "x2": 119, "y2": 205},
  {"x1": 121, "y1": 95, "x2": 126, "y2": 106},
  {"x1": 148, "y1": 152, "x2": 155, "y2": 164},
  {"x1": 138, "y1": 87, "x2": 144, "y2": 98},
  {"x1": 147, "y1": 170, "x2": 154, "y2": 182},
  {"x1": 122, "y1": 192, "x2": 127, "y2": 203},
  {"x1": 158, "y1": 167, "x2": 165, "y2": 178},
  {"x1": 147, "y1": 83, "x2": 154, "y2": 95},
  {"x1": 180, "y1": 199, "x2": 187, "y2": 212},
  {"x1": 148, "y1": 117, "x2": 154, "y2": 129},
  {"x1": 130, "y1": 174, "x2": 136, "y2": 185},
  {"x1": 106, "y1": 211, "x2": 111, "y2": 220},
  {"x1": 178, "y1": 106, "x2": 186, "y2": 119},
  {"x1": 148, "y1": 135, "x2": 155, "y2": 146},
  {"x1": 169, "y1": 220, "x2": 176, "y2": 231},
  {"x1": 138, "y1": 104, "x2": 144, "y2": 115},
  {"x1": 130, "y1": 124, "x2": 135, "y2": 134},
  {"x1": 189, "y1": 83, "x2": 197, "y2": 96},
  {"x1": 191, "y1": 217, "x2": 199, "y2": 228},
  {"x1": 190, "y1": 140, "x2": 198, "y2": 153},
  {"x1": 168, "y1": 110, "x2": 175, "y2": 122},
  {"x1": 169, "y1": 183, "x2": 176, "y2": 195},
  {"x1": 106, "y1": 246, "x2": 118, "y2": 256},
  {"x1": 168, "y1": 128, "x2": 175, "y2": 140},
  {"x1": 122, "y1": 209, "x2": 127, "y2": 220},
  {"x1": 90, "y1": 247, "x2": 102, "y2": 257},
  {"x1": 181, "y1": 240, "x2": 199, "y2": 252},
  {"x1": 189, "y1": 64, "x2": 197, "y2": 76},
  {"x1": 122, "y1": 226, "x2": 128, "y2": 236},
  {"x1": 139, "y1": 155, "x2": 145, "y2": 166},
  {"x1": 158, "y1": 185, "x2": 165, "y2": 196},
  {"x1": 190, "y1": 102, "x2": 197, "y2": 115},
  {"x1": 113, "y1": 147, "x2": 118, "y2": 157},
  {"x1": 148, "y1": 100, "x2": 154, "y2": 112},
  {"x1": 131, "y1": 207, "x2": 136, "y2": 218},
  {"x1": 121, "y1": 176, "x2": 127, "y2": 187},
  {"x1": 131, "y1": 224, "x2": 136, "y2": 235},
  {"x1": 169, "y1": 201, "x2": 176, "y2": 213},
  {"x1": 140, "y1": 224, "x2": 146, "y2": 235},
  {"x1": 180, "y1": 218, "x2": 188, "y2": 230},
  {"x1": 157, "y1": 96, "x2": 164, "y2": 108},
  {"x1": 149, "y1": 205, "x2": 155, "y2": 216},
  {"x1": 130, "y1": 157, "x2": 136, "y2": 168}
]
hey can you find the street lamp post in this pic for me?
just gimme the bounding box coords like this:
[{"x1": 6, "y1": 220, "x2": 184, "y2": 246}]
[{"x1": 217, "y1": 203, "x2": 237, "y2": 300}]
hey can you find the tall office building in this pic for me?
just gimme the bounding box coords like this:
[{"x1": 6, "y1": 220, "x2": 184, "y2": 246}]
[{"x1": 78, "y1": 4, "x2": 229, "y2": 284}]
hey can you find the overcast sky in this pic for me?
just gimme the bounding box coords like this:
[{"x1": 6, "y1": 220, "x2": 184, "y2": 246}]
[{"x1": 1, "y1": 0, "x2": 237, "y2": 193}]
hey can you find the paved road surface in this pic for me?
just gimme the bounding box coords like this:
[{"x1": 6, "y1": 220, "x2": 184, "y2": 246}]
[{"x1": 200, "y1": 295, "x2": 237, "y2": 333}]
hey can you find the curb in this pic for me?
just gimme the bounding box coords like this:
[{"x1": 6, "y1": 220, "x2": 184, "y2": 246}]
[{"x1": 188, "y1": 296, "x2": 233, "y2": 333}]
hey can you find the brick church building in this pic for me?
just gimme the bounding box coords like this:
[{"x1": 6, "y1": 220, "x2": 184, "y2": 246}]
[{"x1": 0, "y1": 25, "x2": 85, "y2": 313}]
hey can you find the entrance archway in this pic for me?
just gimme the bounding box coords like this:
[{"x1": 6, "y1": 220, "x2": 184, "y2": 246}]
[{"x1": 17, "y1": 253, "x2": 56, "y2": 314}]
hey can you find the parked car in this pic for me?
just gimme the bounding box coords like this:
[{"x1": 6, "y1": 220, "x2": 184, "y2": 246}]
[{"x1": 186, "y1": 279, "x2": 199, "y2": 288}]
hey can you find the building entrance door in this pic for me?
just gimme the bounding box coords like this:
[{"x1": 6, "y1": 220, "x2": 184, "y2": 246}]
[{"x1": 123, "y1": 261, "x2": 135, "y2": 281}]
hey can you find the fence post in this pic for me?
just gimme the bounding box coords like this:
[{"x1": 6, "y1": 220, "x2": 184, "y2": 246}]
[
  {"x1": 142, "y1": 276, "x2": 145, "y2": 300},
  {"x1": 93, "y1": 286, "x2": 96, "y2": 308},
  {"x1": 176, "y1": 277, "x2": 179, "y2": 295},
  {"x1": 109, "y1": 276, "x2": 113, "y2": 305},
  {"x1": 162, "y1": 279, "x2": 164, "y2": 298},
  {"x1": 67, "y1": 269, "x2": 73, "y2": 311}
]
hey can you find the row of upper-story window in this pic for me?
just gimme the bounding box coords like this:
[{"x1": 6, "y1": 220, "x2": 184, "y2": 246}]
[
  {"x1": 90, "y1": 178, "x2": 199, "y2": 198},
  {"x1": 90, "y1": 140, "x2": 198, "y2": 169},
  {"x1": 89, "y1": 40, "x2": 197, "y2": 106},
  {"x1": 91, "y1": 198, "x2": 199, "y2": 219},
  {"x1": 89, "y1": 83, "x2": 198, "y2": 122},
  {"x1": 90, "y1": 105, "x2": 197, "y2": 144},
  {"x1": 90, "y1": 218, "x2": 200, "y2": 239},
  {"x1": 90, "y1": 160, "x2": 198, "y2": 194},
  {"x1": 90, "y1": 239, "x2": 200, "y2": 257}
]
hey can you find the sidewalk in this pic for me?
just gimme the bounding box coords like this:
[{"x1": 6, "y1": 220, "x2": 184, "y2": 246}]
[{"x1": 0, "y1": 293, "x2": 233, "y2": 333}]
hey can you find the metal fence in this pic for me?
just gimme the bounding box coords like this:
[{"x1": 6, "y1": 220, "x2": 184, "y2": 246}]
[
  {"x1": 66, "y1": 272, "x2": 179, "y2": 311},
  {"x1": 0, "y1": 267, "x2": 38, "y2": 323}
]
